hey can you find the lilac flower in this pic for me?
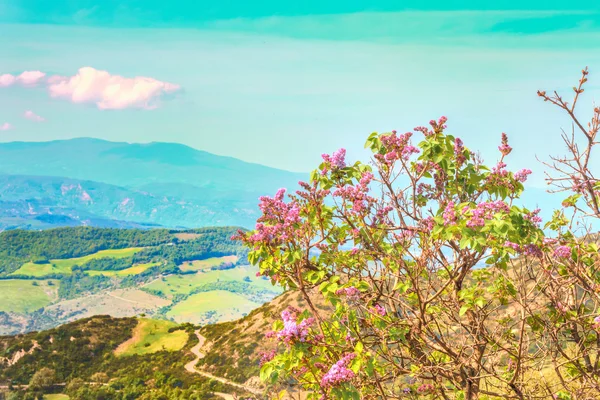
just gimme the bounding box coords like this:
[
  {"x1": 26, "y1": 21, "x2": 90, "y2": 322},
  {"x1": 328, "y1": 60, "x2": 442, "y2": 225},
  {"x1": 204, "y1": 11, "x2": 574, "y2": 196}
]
[
  {"x1": 276, "y1": 308, "x2": 314, "y2": 345},
  {"x1": 336, "y1": 287, "x2": 361, "y2": 303},
  {"x1": 259, "y1": 349, "x2": 276, "y2": 366},
  {"x1": 323, "y1": 148, "x2": 347, "y2": 169},
  {"x1": 524, "y1": 208, "x2": 542, "y2": 227},
  {"x1": 498, "y1": 133, "x2": 512, "y2": 156},
  {"x1": 443, "y1": 202, "x2": 457, "y2": 225},
  {"x1": 514, "y1": 168, "x2": 532, "y2": 182},
  {"x1": 417, "y1": 383, "x2": 434, "y2": 394},
  {"x1": 465, "y1": 200, "x2": 510, "y2": 228},
  {"x1": 593, "y1": 316, "x2": 600, "y2": 327},
  {"x1": 371, "y1": 304, "x2": 386, "y2": 316},
  {"x1": 454, "y1": 137, "x2": 466, "y2": 165},
  {"x1": 321, "y1": 353, "x2": 356, "y2": 388},
  {"x1": 554, "y1": 246, "x2": 571, "y2": 259},
  {"x1": 523, "y1": 244, "x2": 543, "y2": 258}
]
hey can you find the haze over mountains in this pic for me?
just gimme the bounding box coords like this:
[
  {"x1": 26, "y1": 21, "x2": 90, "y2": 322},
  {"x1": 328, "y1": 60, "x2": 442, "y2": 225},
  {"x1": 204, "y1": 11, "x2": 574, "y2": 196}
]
[{"x1": 0, "y1": 138, "x2": 305, "y2": 230}]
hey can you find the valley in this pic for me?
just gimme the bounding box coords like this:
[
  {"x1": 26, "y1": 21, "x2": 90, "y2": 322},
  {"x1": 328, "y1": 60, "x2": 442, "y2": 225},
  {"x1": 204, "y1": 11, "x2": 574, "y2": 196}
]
[{"x1": 0, "y1": 226, "x2": 282, "y2": 335}]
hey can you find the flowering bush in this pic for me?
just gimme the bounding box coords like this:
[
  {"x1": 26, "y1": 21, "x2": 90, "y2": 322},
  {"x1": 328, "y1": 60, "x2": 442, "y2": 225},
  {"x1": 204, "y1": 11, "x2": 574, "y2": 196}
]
[{"x1": 236, "y1": 69, "x2": 600, "y2": 399}]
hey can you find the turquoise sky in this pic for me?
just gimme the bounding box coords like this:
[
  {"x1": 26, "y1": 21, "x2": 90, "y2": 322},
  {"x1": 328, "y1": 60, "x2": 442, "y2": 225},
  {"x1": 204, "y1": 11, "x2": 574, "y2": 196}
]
[{"x1": 0, "y1": 1, "x2": 599, "y2": 185}]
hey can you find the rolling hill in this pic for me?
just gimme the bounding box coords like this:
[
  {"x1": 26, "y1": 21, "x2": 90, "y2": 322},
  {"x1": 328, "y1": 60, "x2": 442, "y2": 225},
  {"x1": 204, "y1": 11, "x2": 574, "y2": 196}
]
[{"x1": 0, "y1": 138, "x2": 305, "y2": 230}]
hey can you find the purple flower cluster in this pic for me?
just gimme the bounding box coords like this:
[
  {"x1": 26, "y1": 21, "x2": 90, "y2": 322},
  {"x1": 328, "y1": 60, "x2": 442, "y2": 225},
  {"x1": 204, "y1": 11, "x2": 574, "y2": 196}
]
[
  {"x1": 336, "y1": 286, "x2": 361, "y2": 304},
  {"x1": 464, "y1": 200, "x2": 510, "y2": 228},
  {"x1": 259, "y1": 349, "x2": 276, "y2": 366},
  {"x1": 498, "y1": 133, "x2": 512, "y2": 156},
  {"x1": 371, "y1": 304, "x2": 386, "y2": 316},
  {"x1": 417, "y1": 383, "x2": 434, "y2": 394},
  {"x1": 321, "y1": 353, "x2": 356, "y2": 388},
  {"x1": 333, "y1": 171, "x2": 375, "y2": 214},
  {"x1": 249, "y1": 188, "x2": 301, "y2": 246},
  {"x1": 514, "y1": 168, "x2": 532, "y2": 183},
  {"x1": 486, "y1": 161, "x2": 517, "y2": 191},
  {"x1": 593, "y1": 316, "x2": 600, "y2": 329},
  {"x1": 443, "y1": 201, "x2": 457, "y2": 225},
  {"x1": 554, "y1": 245, "x2": 571, "y2": 259},
  {"x1": 275, "y1": 308, "x2": 315, "y2": 345},
  {"x1": 454, "y1": 137, "x2": 466, "y2": 166},
  {"x1": 524, "y1": 208, "x2": 542, "y2": 227},
  {"x1": 504, "y1": 241, "x2": 543, "y2": 258},
  {"x1": 322, "y1": 148, "x2": 347, "y2": 170},
  {"x1": 376, "y1": 131, "x2": 420, "y2": 165}
]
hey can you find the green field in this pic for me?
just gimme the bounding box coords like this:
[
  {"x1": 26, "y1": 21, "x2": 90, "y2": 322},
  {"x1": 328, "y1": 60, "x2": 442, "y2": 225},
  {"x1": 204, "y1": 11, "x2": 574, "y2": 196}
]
[
  {"x1": 166, "y1": 290, "x2": 261, "y2": 323},
  {"x1": 115, "y1": 318, "x2": 188, "y2": 356},
  {"x1": 86, "y1": 262, "x2": 160, "y2": 277},
  {"x1": 44, "y1": 395, "x2": 70, "y2": 400},
  {"x1": 179, "y1": 255, "x2": 238, "y2": 272},
  {"x1": 0, "y1": 279, "x2": 58, "y2": 313},
  {"x1": 143, "y1": 264, "x2": 280, "y2": 298},
  {"x1": 10, "y1": 247, "x2": 144, "y2": 277}
]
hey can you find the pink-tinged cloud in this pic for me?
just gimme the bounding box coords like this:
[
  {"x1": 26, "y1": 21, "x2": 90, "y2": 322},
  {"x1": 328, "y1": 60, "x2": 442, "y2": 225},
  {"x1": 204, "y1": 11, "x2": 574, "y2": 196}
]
[
  {"x1": 0, "y1": 71, "x2": 46, "y2": 87},
  {"x1": 0, "y1": 123, "x2": 13, "y2": 131},
  {"x1": 47, "y1": 67, "x2": 181, "y2": 110},
  {"x1": 23, "y1": 110, "x2": 45, "y2": 122},
  {"x1": 0, "y1": 74, "x2": 16, "y2": 87}
]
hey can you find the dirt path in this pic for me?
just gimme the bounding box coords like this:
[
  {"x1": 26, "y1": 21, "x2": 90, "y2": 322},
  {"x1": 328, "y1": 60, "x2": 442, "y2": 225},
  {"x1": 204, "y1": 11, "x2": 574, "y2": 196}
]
[
  {"x1": 107, "y1": 292, "x2": 148, "y2": 306},
  {"x1": 114, "y1": 319, "x2": 145, "y2": 355},
  {"x1": 185, "y1": 330, "x2": 262, "y2": 397}
]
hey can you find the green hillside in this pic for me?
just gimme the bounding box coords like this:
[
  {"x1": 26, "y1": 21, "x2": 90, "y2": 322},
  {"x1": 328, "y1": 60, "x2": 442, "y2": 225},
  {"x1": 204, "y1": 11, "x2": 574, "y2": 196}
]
[
  {"x1": 0, "y1": 316, "x2": 248, "y2": 399},
  {"x1": 0, "y1": 226, "x2": 282, "y2": 337}
]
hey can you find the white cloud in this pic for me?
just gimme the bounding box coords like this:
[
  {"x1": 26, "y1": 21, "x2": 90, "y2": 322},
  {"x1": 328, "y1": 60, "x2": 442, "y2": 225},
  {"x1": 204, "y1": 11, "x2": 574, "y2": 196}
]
[
  {"x1": 0, "y1": 71, "x2": 46, "y2": 87},
  {"x1": 1, "y1": 67, "x2": 180, "y2": 110},
  {"x1": 47, "y1": 67, "x2": 181, "y2": 110},
  {"x1": 0, "y1": 123, "x2": 13, "y2": 131},
  {"x1": 23, "y1": 110, "x2": 45, "y2": 122}
]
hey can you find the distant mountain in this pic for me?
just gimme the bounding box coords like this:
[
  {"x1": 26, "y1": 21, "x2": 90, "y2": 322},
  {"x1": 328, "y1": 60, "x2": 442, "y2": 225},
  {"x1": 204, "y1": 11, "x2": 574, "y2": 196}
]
[{"x1": 0, "y1": 139, "x2": 305, "y2": 229}]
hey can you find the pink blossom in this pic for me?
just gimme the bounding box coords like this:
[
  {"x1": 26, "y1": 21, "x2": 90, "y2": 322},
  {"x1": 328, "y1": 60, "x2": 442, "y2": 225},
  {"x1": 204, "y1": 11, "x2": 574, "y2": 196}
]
[
  {"x1": 371, "y1": 304, "x2": 386, "y2": 316},
  {"x1": 465, "y1": 200, "x2": 510, "y2": 228},
  {"x1": 524, "y1": 208, "x2": 542, "y2": 227},
  {"x1": 554, "y1": 246, "x2": 571, "y2": 259},
  {"x1": 417, "y1": 383, "x2": 434, "y2": 394},
  {"x1": 336, "y1": 286, "x2": 361, "y2": 303},
  {"x1": 498, "y1": 133, "x2": 512, "y2": 156},
  {"x1": 322, "y1": 148, "x2": 347, "y2": 169},
  {"x1": 321, "y1": 353, "x2": 356, "y2": 388},
  {"x1": 259, "y1": 350, "x2": 276, "y2": 366},
  {"x1": 454, "y1": 137, "x2": 466, "y2": 165},
  {"x1": 276, "y1": 308, "x2": 314, "y2": 345},
  {"x1": 442, "y1": 202, "x2": 457, "y2": 226},
  {"x1": 514, "y1": 169, "x2": 532, "y2": 183}
]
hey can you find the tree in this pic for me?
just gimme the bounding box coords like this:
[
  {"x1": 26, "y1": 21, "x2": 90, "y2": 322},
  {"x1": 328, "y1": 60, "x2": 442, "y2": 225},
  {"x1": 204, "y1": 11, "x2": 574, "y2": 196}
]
[
  {"x1": 91, "y1": 372, "x2": 110, "y2": 384},
  {"x1": 28, "y1": 367, "x2": 56, "y2": 392},
  {"x1": 237, "y1": 70, "x2": 600, "y2": 399}
]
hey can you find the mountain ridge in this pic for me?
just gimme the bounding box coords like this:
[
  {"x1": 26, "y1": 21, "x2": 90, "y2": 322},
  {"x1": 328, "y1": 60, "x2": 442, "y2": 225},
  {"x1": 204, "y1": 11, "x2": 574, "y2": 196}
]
[{"x1": 0, "y1": 138, "x2": 306, "y2": 229}]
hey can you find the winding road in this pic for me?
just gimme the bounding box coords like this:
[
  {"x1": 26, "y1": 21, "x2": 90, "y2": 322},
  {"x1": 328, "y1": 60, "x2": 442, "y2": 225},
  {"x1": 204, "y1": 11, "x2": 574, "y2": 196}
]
[{"x1": 185, "y1": 330, "x2": 262, "y2": 398}]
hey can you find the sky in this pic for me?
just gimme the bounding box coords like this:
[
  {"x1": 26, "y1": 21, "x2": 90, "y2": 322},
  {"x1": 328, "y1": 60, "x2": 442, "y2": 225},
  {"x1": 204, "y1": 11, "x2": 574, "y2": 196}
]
[{"x1": 1, "y1": 1, "x2": 600, "y2": 187}]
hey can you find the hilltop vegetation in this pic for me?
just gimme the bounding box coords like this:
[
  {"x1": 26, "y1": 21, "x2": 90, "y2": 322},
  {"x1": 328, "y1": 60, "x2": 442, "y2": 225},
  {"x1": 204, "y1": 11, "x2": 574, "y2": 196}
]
[{"x1": 0, "y1": 316, "x2": 249, "y2": 400}]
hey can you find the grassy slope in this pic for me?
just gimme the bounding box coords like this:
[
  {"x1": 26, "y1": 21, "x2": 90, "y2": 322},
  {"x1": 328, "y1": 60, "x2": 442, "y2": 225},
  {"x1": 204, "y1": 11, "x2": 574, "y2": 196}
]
[
  {"x1": 144, "y1": 264, "x2": 279, "y2": 298},
  {"x1": 10, "y1": 247, "x2": 143, "y2": 277},
  {"x1": 166, "y1": 290, "x2": 261, "y2": 323},
  {"x1": 114, "y1": 318, "x2": 188, "y2": 356},
  {"x1": 0, "y1": 279, "x2": 58, "y2": 313},
  {"x1": 198, "y1": 290, "x2": 326, "y2": 384},
  {"x1": 179, "y1": 255, "x2": 238, "y2": 272},
  {"x1": 86, "y1": 262, "x2": 160, "y2": 277}
]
